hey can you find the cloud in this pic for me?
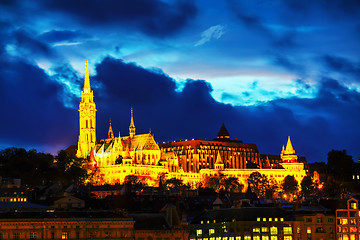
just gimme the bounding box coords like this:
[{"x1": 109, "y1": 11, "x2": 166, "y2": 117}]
[
  {"x1": 195, "y1": 24, "x2": 226, "y2": 46},
  {"x1": 39, "y1": 30, "x2": 91, "y2": 44},
  {"x1": 322, "y1": 55, "x2": 360, "y2": 80},
  {"x1": 0, "y1": 55, "x2": 77, "y2": 152},
  {"x1": 42, "y1": 0, "x2": 197, "y2": 37}
]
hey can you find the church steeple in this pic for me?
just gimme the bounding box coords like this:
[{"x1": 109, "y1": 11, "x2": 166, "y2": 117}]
[
  {"x1": 129, "y1": 108, "x2": 135, "y2": 138},
  {"x1": 107, "y1": 119, "x2": 114, "y2": 139},
  {"x1": 83, "y1": 59, "x2": 91, "y2": 92},
  {"x1": 76, "y1": 60, "x2": 97, "y2": 158}
]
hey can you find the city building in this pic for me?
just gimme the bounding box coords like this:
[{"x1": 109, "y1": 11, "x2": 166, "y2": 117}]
[
  {"x1": 336, "y1": 197, "x2": 360, "y2": 240},
  {"x1": 75, "y1": 61, "x2": 307, "y2": 188},
  {"x1": 189, "y1": 207, "x2": 294, "y2": 240},
  {"x1": 0, "y1": 212, "x2": 134, "y2": 240}
]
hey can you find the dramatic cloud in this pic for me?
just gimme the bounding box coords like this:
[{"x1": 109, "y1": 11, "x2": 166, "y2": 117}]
[
  {"x1": 42, "y1": 0, "x2": 197, "y2": 37},
  {"x1": 0, "y1": 0, "x2": 358, "y2": 163}
]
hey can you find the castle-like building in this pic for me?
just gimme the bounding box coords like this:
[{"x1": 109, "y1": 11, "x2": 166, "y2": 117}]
[{"x1": 76, "y1": 61, "x2": 307, "y2": 189}]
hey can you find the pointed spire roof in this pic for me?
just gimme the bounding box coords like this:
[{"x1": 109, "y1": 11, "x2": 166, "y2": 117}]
[
  {"x1": 215, "y1": 151, "x2": 223, "y2": 165},
  {"x1": 129, "y1": 108, "x2": 135, "y2": 138},
  {"x1": 217, "y1": 123, "x2": 230, "y2": 139},
  {"x1": 83, "y1": 59, "x2": 91, "y2": 92},
  {"x1": 107, "y1": 119, "x2": 114, "y2": 139},
  {"x1": 130, "y1": 108, "x2": 135, "y2": 128},
  {"x1": 284, "y1": 136, "x2": 295, "y2": 154}
]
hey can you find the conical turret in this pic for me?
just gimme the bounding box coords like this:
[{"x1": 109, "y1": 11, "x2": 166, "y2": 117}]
[
  {"x1": 280, "y1": 136, "x2": 298, "y2": 163},
  {"x1": 284, "y1": 136, "x2": 295, "y2": 155}
]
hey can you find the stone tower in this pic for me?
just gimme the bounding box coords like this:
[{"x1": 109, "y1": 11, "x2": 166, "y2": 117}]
[{"x1": 76, "y1": 60, "x2": 97, "y2": 158}]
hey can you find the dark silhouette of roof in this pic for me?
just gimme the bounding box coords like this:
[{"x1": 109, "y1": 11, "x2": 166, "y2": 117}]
[{"x1": 217, "y1": 123, "x2": 230, "y2": 138}]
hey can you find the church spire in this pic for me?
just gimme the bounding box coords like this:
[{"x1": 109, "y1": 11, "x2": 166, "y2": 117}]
[
  {"x1": 129, "y1": 108, "x2": 135, "y2": 138},
  {"x1": 107, "y1": 119, "x2": 114, "y2": 139},
  {"x1": 83, "y1": 59, "x2": 91, "y2": 92}
]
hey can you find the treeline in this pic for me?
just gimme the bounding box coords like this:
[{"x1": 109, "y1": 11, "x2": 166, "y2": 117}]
[
  {"x1": 308, "y1": 149, "x2": 360, "y2": 197},
  {"x1": 0, "y1": 148, "x2": 88, "y2": 187}
]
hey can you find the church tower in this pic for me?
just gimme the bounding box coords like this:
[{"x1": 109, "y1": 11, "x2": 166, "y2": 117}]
[
  {"x1": 129, "y1": 108, "x2": 135, "y2": 138},
  {"x1": 76, "y1": 60, "x2": 97, "y2": 158}
]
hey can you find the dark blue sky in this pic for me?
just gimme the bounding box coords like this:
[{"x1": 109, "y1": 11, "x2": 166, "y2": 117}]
[{"x1": 0, "y1": 0, "x2": 359, "y2": 162}]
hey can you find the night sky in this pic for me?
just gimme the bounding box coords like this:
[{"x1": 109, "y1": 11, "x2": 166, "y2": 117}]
[{"x1": 0, "y1": 0, "x2": 359, "y2": 163}]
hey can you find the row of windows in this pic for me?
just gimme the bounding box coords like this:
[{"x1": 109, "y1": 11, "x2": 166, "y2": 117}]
[
  {"x1": 196, "y1": 226, "x2": 290, "y2": 237},
  {"x1": 191, "y1": 236, "x2": 284, "y2": 240},
  {"x1": 0, "y1": 230, "x2": 114, "y2": 239}
]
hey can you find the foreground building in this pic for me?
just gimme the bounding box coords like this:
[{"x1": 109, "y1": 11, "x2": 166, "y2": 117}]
[
  {"x1": 0, "y1": 212, "x2": 134, "y2": 240},
  {"x1": 75, "y1": 61, "x2": 307, "y2": 188},
  {"x1": 336, "y1": 197, "x2": 360, "y2": 240}
]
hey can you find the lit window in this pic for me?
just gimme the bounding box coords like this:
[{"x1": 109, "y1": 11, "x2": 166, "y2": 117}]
[
  {"x1": 263, "y1": 218, "x2": 266, "y2": 221},
  {"x1": 283, "y1": 227, "x2": 292, "y2": 235},
  {"x1": 270, "y1": 236, "x2": 278, "y2": 240},
  {"x1": 262, "y1": 227, "x2": 268, "y2": 232},
  {"x1": 253, "y1": 228, "x2": 261, "y2": 233},
  {"x1": 262, "y1": 236, "x2": 269, "y2": 240},
  {"x1": 341, "y1": 219, "x2": 349, "y2": 225},
  {"x1": 350, "y1": 202, "x2": 357, "y2": 209},
  {"x1": 253, "y1": 236, "x2": 260, "y2": 240},
  {"x1": 61, "y1": 232, "x2": 68, "y2": 240},
  {"x1": 274, "y1": 218, "x2": 278, "y2": 221},
  {"x1": 236, "y1": 237, "x2": 241, "y2": 240},
  {"x1": 284, "y1": 236, "x2": 292, "y2": 240},
  {"x1": 257, "y1": 218, "x2": 261, "y2": 221},
  {"x1": 269, "y1": 218, "x2": 272, "y2": 221},
  {"x1": 270, "y1": 227, "x2": 278, "y2": 235},
  {"x1": 244, "y1": 236, "x2": 251, "y2": 240},
  {"x1": 30, "y1": 232, "x2": 38, "y2": 239},
  {"x1": 197, "y1": 229, "x2": 202, "y2": 236},
  {"x1": 209, "y1": 229, "x2": 215, "y2": 235},
  {"x1": 280, "y1": 218, "x2": 284, "y2": 221},
  {"x1": 307, "y1": 227, "x2": 311, "y2": 234}
]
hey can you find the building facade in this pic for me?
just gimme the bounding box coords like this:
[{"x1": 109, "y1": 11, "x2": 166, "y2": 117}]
[
  {"x1": 336, "y1": 198, "x2": 360, "y2": 240},
  {"x1": 0, "y1": 212, "x2": 134, "y2": 240}
]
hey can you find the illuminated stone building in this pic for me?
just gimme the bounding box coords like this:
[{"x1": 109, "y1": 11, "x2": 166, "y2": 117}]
[
  {"x1": 159, "y1": 123, "x2": 262, "y2": 172},
  {"x1": 76, "y1": 61, "x2": 307, "y2": 188}
]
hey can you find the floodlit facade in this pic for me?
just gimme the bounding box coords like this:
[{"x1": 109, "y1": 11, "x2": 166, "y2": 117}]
[{"x1": 76, "y1": 61, "x2": 307, "y2": 188}]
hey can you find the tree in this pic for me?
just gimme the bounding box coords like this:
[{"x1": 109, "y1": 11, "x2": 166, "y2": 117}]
[
  {"x1": 204, "y1": 175, "x2": 224, "y2": 192},
  {"x1": 327, "y1": 150, "x2": 354, "y2": 180},
  {"x1": 164, "y1": 177, "x2": 184, "y2": 190},
  {"x1": 282, "y1": 175, "x2": 299, "y2": 202},
  {"x1": 224, "y1": 177, "x2": 243, "y2": 194},
  {"x1": 301, "y1": 175, "x2": 315, "y2": 196},
  {"x1": 247, "y1": 172, "x2": 269, "y2": 198},
  {"x1": 282, "y1": 175, "x2": 298, "y2": 193},
  {"x1": 124, "y1": 175, "x2": 147, "y2": 188}
]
